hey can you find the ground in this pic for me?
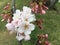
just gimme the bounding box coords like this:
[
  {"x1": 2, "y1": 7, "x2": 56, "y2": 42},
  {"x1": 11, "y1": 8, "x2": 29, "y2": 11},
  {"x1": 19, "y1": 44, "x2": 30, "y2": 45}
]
[{"x1": 0, "y1": 0, "x2": 60, "y2": 45}]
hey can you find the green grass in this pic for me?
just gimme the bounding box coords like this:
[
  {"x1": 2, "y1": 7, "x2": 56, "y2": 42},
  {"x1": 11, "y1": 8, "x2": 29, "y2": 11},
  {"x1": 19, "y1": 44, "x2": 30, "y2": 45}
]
[{"x1": 0, "y1": 0, "x2": 60, "y2": 45}]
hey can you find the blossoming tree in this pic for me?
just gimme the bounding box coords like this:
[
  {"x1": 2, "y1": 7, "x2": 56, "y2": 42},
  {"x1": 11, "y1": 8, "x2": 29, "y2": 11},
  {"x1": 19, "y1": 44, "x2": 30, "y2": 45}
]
[{"x1": 0, "y1": 0, "x2": 58, "y2": 45}]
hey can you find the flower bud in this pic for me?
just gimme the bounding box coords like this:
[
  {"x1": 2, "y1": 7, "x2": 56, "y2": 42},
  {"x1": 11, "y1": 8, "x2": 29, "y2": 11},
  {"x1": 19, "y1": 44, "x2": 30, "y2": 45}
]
[
  {"x1": 45, "y1": 34, "x2": 48, "y2": 38},
  {"x1": 45, "y1": 41, "x2": 49, "y2": 45}
]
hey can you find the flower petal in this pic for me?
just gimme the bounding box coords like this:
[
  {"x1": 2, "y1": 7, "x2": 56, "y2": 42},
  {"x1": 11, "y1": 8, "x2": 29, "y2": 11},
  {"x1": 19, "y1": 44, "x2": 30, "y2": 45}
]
[
  {"x1": 16, "y1": 9, "x2": 20, "y2": 14},
  {"x1": 23, "y1": 6, "x2": 31, "y2": 14},
  {"x1": 28, "y1": 14, "x2": 36, "y2": 22},
  {"x1": 16, "y1": 33, "x2": 24, "y2": 41},
  {"x1": 18, "y1": 27, "x2": 24, "y2": 33},
  {"x1": 24, "y1": 30, "x2": 31, "y2": 35},
  {"x1": 6, "y1": 23, "x2": 15, "y2": 31},
  {"x1": 24, "y1": 35, "x2": 30, "y2": 41},
  {"x1": 21, "y1": 13, "x2": 36, "y2": 22},
  {"x1": 28, "y1": 23, "x2": 35, "y2": 31}
]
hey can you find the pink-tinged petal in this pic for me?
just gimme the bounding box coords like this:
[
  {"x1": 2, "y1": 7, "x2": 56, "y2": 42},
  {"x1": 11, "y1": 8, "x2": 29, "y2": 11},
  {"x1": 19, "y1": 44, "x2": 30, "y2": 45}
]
[
  {"x1": 24, "y1": 35, "x2": 30, "y2": 41},
  {"x1": 35, "y1": 5, "x2": 38, "y2": 9},
  {"x1": 6, "y1": 23, "x2": 15, "y2": 31}
]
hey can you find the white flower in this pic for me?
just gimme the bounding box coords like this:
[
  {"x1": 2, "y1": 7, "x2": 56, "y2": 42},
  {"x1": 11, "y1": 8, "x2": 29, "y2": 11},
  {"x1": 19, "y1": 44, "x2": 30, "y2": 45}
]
[
  {"x1": 5, "y1": 6, "x2": 36, "y2": 41},
  {"x1": 13, "y1": 9, "x2": 22, "y2": 20},
  {"x1": 16, "y1": 32, "x2": 30, "y2": 41},
  {"x1": 13, "y1": 14, "x2": 20, "y2": 20},
  {"x1": 13, "y1": 8, "x2": 36, "y2": 22},
  {"x1": 6, "y1": 23, "x2": 15, "y2": 30},
  {"x1": 17, "y1": 21, "x2": 35, "y2": 35},
  {"x1": 21, "y1": 13, "x2": 36, "y2": 22},
  {"x1": 6, "y1": 23, "x2": 15, "y2": 34},
  {"x1": 11, "y1": 19, "x2": 24, "y2": 31},
  {"x1": 15, "y1": 10, "x2": 21, "y2": 14},
  {"x1": 23, "y1": 6, "x2": 31, "y2": 14}
]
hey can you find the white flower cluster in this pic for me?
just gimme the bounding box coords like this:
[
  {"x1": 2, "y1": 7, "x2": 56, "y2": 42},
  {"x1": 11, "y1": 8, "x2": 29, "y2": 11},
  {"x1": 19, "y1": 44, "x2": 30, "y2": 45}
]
[{"x1": 6, "y1": 6, "x2": 36, "y2": 41}]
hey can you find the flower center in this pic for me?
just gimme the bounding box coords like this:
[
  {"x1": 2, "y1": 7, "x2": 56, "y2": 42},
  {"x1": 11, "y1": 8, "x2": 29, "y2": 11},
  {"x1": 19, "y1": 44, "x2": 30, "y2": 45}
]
[
  {"x1": 25, "y1": 18, "x2": 28, "y2": 21},
  {"x1": 24, "y1": 24, "x2": 28, "y2": 30}
]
